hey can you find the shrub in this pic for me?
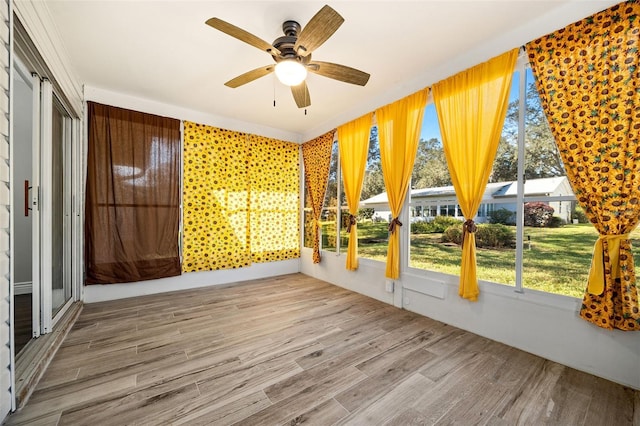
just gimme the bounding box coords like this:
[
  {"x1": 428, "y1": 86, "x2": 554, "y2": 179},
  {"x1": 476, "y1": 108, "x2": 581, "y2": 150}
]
[
  {"x1": 571, "y1": 205, "x2": 589, "y2": 223},
  {"x1": 410, "y1": 215, "x2": 461, "y2": 234},
  {"x1": 429, "y1": 216, "x2": 462, "y2": 233},
  {"x1": 410, "y1": 221, "x2": 431, "y2": 234},
  {"x1": 441, "y1": 224, "x2": 463, "y2": 244},
  {"x1": 547, "y1": 216, "x2": 566, "y2": 228},
  {"x1": 441, "y1": 223, "x2": 515, "y2": 249},
  {"x1": 475, "y1": 224, "x2": 515, "y2": 248},
  {"x1": 524, "y1": 202, "x2": 554, "y2": 227},
  {"x1": 489, "y1": 208, "x2": 515, "y2": 225}
]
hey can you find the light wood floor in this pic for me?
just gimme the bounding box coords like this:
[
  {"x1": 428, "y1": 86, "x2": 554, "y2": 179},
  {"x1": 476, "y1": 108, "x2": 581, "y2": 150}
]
[{"x1": 5, "y1": 274, "x2": 638, "y2": 425}]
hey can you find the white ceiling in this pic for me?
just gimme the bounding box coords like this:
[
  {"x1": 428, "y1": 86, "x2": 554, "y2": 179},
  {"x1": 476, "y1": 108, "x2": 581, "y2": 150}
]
[{"x1": 44, "y1": 0, "x2": 619, "y2": 141}]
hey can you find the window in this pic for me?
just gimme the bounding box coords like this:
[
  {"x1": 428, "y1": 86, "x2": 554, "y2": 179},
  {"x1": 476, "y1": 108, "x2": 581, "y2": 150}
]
[
  {"x1": 408, "y1": 104, "x2": 459, "y2": 275},
  {"x1": 307, "y1": 52, "x2": 639, "y2": 300},
  {"x1": 407, "y1": 62, "x2": 638, "y2": 298},
  {"x1": 320, "y1": 140, "x2": 339, "y2": 252},
  {"x1": 408, "y1": 90, "x2": 518, "y2": 288},
  {"x1": 519, "y1": 66, "x2": 595, "y2": 298},
  {"x1": 306, "y1": 126, "x2": 383, "y2": 260},
  {"x1": 356, "y1": 126, "x2": 389, "y2": 261}
]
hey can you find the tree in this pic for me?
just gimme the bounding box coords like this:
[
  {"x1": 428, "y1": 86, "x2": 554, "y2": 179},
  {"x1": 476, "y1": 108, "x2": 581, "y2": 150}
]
[
  {"x1": 500, "y1": 81, "x2": 565, "y2": 180},
  {"x1": 323, "y1": 140, "x2": 340, "y2": 210},
  {"x1": 366, "y1": 126, "x2": 380, "y2": 167},
  {"x1": 360, "y1": 127, "x2": 386, "y2": 200},
  {"x1": 411, "y1": 137, "x2": 451, "y2": 189},
  {"x1": 490, "y1": 136, "x2": 518, "y2": 182}
]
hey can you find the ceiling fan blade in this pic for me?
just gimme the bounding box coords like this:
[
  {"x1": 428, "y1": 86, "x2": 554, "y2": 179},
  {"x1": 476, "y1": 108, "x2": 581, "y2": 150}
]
[
  {"x1": 206, "y1": 17, "x2": 280, "y2": 56},
  {"x1": 307, "y1": 61, "x2": 370, "y2": 86},
  {"x1": 225, "y1": 65, "x2": 274, "y2": 88},
  {"x1": 294, "y1": 5, "x2": 344, "y2": 57},
  {"x1": 291, "y1": 82, "x2": 311, "y2": 108}
]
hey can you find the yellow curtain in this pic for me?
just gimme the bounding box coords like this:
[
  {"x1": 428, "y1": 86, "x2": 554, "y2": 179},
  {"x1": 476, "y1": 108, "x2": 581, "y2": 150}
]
[
  {"x1": 432, "y1": 48, "x2": 518, "y2": 301},
  {"x1": 338, "y1": 113, "x2": 373, "y2": 270},
  {"x1": 182, "y1": 122, "x2": 251, "y2": 272},
  {"x1": 526, "y1": 2, "x2": 640, "y2": 331},
  {"x1": 376, "y1": 89, "x2": 428, "y2": 279},
  {"x1": 248, "y1": 135, "x2": 300, "y2": 263},
  {"x1": 302, "y1": 131, "x2": 336, "y2": 263}
]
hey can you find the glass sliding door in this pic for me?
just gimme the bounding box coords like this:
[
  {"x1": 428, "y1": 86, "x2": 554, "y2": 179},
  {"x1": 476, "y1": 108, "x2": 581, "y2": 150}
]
[
  {"x1": 50, "y1": 96, "x2": 72, "y2": 317},
  {"x1": 11, "y1": 71, "x2": 76, "y2": 336},
  {"x1": 11, "y1": 57, "x2": 40, "y2": 353}
]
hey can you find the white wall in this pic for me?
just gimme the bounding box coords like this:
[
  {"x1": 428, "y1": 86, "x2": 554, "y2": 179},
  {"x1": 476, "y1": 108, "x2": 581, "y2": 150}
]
[{"x1": 301, "y1": 248, "x2": 640, "y2": 390}]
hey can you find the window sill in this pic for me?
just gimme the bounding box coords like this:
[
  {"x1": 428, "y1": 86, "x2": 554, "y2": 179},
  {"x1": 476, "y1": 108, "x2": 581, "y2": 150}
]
[{"x1": 403, "y1": 266, "x2": 581, "y2": 312}]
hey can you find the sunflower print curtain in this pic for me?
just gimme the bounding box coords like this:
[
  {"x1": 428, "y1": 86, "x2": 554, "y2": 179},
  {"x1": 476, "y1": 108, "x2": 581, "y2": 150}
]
[
  {"x1": 182, "y1": 122, "x2": 251, "y2": 272},
  {"x1": 302, "y1": 131, "x2": 336, "y2": 263},
  {"x1": 182, "y1": 122, "x2": 300, "y2": 272},
  {"x1": 526, "y1": 1, "x2": 640, "y2": 331},
  {"x1": 248, "y1": 134, "x2": 300, "y2": 263}
]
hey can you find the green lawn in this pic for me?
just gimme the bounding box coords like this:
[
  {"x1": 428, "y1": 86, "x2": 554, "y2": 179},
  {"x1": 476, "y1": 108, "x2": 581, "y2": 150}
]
[{"x1": 324, "y1": 221, "x2": 640, "y2": 299}]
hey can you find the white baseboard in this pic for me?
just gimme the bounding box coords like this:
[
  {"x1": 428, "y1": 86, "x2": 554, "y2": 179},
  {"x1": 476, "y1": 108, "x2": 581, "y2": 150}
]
[{"x1": 15, "y1": 281, "x2": 32, "y2": 295}]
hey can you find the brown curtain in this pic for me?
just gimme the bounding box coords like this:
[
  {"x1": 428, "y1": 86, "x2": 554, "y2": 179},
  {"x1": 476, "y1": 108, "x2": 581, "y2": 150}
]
[
  {"x1": 526, "y1": 1, "x2": 640, "y2": 330},
  {"x1": 85, "y1": 102, "x2": 181, "y2": 284},
  {"x1": 302, "y1": 131, "x2": 335, "y2": 263}
]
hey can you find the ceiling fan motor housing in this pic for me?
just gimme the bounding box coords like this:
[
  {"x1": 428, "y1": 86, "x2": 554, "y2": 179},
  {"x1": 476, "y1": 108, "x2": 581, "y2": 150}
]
[
  {"x1": 282, "y1": 20, "x2": 301, "y2": 37},
  {"x1": 273, "y1": 21, "x2": 302, "y2": 61}
]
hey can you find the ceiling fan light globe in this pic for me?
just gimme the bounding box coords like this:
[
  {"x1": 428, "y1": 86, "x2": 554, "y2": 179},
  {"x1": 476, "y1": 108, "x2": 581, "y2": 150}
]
[{"x1": 275, "y1": 60, "x2": 307, "y2": 86}]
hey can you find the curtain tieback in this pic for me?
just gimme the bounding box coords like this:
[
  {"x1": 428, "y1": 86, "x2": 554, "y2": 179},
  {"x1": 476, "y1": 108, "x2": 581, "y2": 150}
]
[
  {"x1": 388, "y1": 217, "x2": 403, "y2": 234},
  {"x1": 587, "y1": 233, "x2": 630, "y2": 295},
  {"x1": 346, "y1": 214, "x2": 357, "y2": 233},
  {"x1": 461, "y1": 219, "x2": 477, "y2": 250}
]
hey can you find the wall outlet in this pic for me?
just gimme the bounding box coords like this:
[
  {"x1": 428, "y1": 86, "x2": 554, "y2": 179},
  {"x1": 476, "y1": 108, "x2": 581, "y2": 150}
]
[{"x1": 385, "y1": 279, "x2": 394, "y2": 293}]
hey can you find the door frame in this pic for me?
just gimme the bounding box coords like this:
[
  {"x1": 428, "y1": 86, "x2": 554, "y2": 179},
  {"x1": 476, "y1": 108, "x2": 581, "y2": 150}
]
[
  {"x1": 39, "y1": 78, "x2": 51, "y2": 334},
  {"x1": 48, "y1": 90, "x2": 74, "y2": 329}
]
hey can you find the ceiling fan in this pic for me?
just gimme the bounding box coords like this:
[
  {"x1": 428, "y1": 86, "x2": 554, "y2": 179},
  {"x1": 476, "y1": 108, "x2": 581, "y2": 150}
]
[{"x1": 206, "y1": 5, "x2": 370, "y2": 108}]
